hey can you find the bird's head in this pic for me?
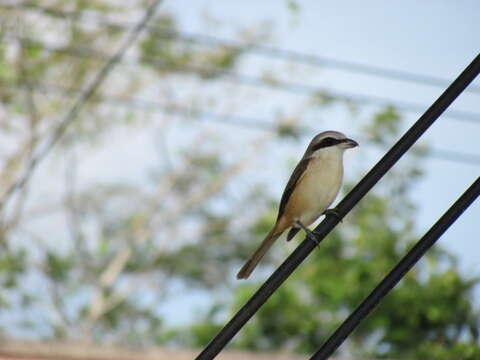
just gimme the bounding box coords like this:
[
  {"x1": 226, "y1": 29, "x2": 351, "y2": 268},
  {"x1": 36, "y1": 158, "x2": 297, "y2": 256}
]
[{"x1": 307, "y1": 131, "x2": 358, "y2": 156}]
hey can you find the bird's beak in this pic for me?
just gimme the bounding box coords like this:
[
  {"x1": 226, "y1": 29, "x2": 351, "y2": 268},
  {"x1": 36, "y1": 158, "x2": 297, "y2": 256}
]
[{"x1": 343, "y1": 138, "x2": 359, "y2": 148}]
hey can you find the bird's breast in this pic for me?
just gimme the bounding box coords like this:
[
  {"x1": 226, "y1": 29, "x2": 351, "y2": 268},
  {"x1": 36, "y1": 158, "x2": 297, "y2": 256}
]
[
  {"x1": 304, "y1": 156, "x2": 343, "y2": 204},
  {"x1": 286, "y1": 154, "x2": 344, "y2": 225}
]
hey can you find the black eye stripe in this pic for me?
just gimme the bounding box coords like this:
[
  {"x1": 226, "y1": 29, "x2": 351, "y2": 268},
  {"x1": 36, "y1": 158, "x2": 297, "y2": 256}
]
[{"x1": 311, "y1": 137, "x2": 344, "y2": 151}]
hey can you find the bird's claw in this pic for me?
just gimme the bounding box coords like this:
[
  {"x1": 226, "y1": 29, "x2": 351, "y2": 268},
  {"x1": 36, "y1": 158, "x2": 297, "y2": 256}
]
[
  {"x1": 323, "y1": 208, "x2": 343, "y2": 222},
  {"x1": 294, "y1": 220, "x2": 320, "y2": 245}
]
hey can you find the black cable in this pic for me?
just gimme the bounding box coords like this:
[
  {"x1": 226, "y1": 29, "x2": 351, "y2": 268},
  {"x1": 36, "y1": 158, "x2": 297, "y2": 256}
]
[
  {"x1": 6, "y1": 2, "x2": 480, "y2": 95},
  {"x1": 311, "y1": 176, "x2": 480, "y2": 360},
  {"x1": 195, "y1": 53, "x2": 480, "y2": 360},
  {"x1": 2, "y1": 78, "x2": 480, "y2": 167}
]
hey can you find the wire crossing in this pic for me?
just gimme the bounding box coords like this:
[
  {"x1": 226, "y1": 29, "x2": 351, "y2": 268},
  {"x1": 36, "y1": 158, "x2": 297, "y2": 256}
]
[
  {"x1": 310, "y1": 176, "x2": 480, "y2": 359},
  {"x1": 195, "y1": 53, "x2": 480, "y2": 360}
]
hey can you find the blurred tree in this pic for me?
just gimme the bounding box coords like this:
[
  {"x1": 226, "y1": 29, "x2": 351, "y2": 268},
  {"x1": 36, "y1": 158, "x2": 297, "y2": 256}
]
[
  {"x1": 0, "y1": 2, "x2": 478, "y2": 360},
  {"x1": 0, "y1": 0, "x2": 266, "y2": 343},
  {"x1": 179, "y1": 107, "x2": 480, "y2": 359}
]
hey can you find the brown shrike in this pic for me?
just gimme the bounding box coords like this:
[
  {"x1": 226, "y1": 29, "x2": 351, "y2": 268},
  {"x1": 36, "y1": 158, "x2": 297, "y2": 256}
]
[{"x1": 237, "y1": 131, "x2": 358, "y2": 279}]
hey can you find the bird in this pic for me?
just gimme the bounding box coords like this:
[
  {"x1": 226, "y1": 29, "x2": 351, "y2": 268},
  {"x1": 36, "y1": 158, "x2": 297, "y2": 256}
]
[{"x1": 236, "y1": 131, "x2": 358, "y2": 279}]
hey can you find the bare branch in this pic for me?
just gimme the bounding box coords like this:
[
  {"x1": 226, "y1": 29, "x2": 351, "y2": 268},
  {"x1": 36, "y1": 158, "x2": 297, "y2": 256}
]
[{"x1": 0, "y1": 0, "x2": 164, "y2": 208}]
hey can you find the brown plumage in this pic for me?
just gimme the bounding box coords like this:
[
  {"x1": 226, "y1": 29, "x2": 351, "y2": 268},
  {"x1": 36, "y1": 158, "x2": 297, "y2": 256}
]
[{"x1": 236, "y1": 131, "x2": 358, "y2": 279}]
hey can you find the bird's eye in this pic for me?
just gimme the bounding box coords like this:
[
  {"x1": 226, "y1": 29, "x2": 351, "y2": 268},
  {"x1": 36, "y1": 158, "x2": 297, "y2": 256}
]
[
  {"x1": 311, "y1": 137, "x2": 338, "y2": 151},
  {"x1": 323, "y1": 137, "x2": 335, "y2": 145}
]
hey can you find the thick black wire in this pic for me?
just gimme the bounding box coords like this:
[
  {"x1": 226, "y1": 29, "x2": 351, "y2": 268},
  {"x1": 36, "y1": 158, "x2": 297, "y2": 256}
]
[
  {"x1": 195, "y1": 53, "x2": 480, "y2": 360},
  {"x1": 311, "y1": 176, "x2": 480, "y2": 360}
]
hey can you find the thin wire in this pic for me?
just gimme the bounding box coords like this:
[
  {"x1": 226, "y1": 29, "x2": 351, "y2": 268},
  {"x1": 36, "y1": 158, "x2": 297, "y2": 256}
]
[
  {"x1": 7, "y1": 2, "x2": 480, "y2": 95},
  {"x1": 0, "y1": 0, "x2": 163, "y2": 207},
  {"x1": 2, "y1": 78, "x2": 480, "y2": 167},
  {"x1": 195, "y1": 53, "x2": 480, "y2": 360},
  {"x1": 311, "y1": 176, "x2": 480, "y2": 360},
  {"x1": 426, "y1": 149, "x2": 480, "y2": 165},
  {"x1": 5, "y1": 34, "x2": 480, "y2": 124},
  {"x1": 0, "y1": 79, "x2": 273, "y2": 129}
]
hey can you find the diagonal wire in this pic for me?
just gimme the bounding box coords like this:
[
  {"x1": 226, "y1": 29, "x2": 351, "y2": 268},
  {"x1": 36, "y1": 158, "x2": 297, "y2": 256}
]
[
  {"x1": 2, "y1": 77, "x2": 480, "y2": 167},
  {"x1": 0, "y1": 0, "x2": 163, "y2": 207},
  {"x1": 6, "y1": 2, "x2": 480, "y2": 95},
  {"x1": 311, "y1": 176, "x2": 480, "y2": 360},
  {"x1": 195, "y1": 53, "x2": 480, "y2": 360}
]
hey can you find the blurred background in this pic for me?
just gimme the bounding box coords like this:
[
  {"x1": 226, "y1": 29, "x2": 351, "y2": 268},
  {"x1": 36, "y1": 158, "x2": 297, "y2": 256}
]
[{"x1": 0, "y1": 1, "x2": 479, "y2": 359}]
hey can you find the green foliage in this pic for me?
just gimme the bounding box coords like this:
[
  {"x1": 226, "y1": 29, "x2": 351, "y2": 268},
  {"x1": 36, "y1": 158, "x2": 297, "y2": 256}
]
[
  {"x1": 189, "y1": 320, "x2": 224, "y2": 347},
  {"x1": 275, "y1": 119, "x2": 303, "y2": 139},
  {"x1": 140, "y1": 14, "x2": 245, "y2": 79},
  {"x1": 0, "y1": 250, "x2": 26, "y2": 290},
  {"x1": 287, "y1": 0, "x2": 300, "y2": 13},
  {"x1": 416, "y1": 342, "x2": 480, "y2": 360},
  {"x1": 183, "y1": 187, "x2": 480, "y2": 357},
  {"x1": 0, "y1": 2, "x2": 478, "y2": 359},
  {"x1": 180, "y1": 107, "x2": 480, "y2": 358},
  {"x1": 310, "y1": 90, "x2": 337, "y2": 107},
  {"x1": 365, "y1": 105, "x2": 402, "y2": 145},
  {"x1": 310, "y1": 90, "x2": 360, "y2": 116},
  {"x1": 45, "y1": 252, "x2": 75, "y2": 282},
  {"x1": 154, "y1": 206, "x2": 268, "y2": 288}
]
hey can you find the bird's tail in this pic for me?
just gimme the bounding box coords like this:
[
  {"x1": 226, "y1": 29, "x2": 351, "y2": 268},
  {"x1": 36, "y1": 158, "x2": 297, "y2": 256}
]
[{"x1": 236, "y1": 227, "x2": 283, "y2": 280}]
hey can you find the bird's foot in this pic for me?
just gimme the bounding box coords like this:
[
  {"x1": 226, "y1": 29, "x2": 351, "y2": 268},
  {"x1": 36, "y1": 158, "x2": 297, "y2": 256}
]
[
  {"x1": 322, "y1": 208, "x2": 343, "y2": 223},
  {"x1": 294, "y1": 220, "x2": 320, "y2": 245}
]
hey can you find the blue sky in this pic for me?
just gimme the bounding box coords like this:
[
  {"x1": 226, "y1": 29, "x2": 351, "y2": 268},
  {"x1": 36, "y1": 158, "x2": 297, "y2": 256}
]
[
  {"x1": 13, "y1": 0, "x2": 478, "y2": 330},
  {"x1": 168, "y1": 0, "x2": 480, "y2": 263},
  {"x1": 151, "y1": 0, "x2": 480, "y2": 324}
]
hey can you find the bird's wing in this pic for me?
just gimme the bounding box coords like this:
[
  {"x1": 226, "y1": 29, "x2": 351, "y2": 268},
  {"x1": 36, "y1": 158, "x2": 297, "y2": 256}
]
[{"x1": 277, "y1": 156, "x2": 312, "y2": 220}]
